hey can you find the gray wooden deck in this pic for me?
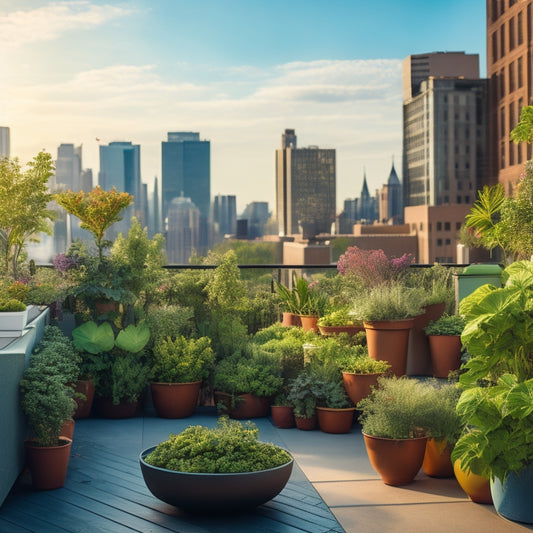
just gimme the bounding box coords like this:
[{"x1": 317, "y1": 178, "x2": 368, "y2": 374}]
[{"x1": 0, "y1": 411, "x2": 345, "y2": 533}]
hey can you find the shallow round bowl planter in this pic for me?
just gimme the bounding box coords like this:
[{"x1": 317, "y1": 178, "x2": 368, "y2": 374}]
[
  {"x1": 363, "y1": 319, "x2": 414, "y2": 377},
  {"x1": 316, "y1": 407, "x2": 356, "y2": 434},
  {"x1": 342, "y1": 372, "x2": 385, "y2": 406},
  {"x1": 94, "y1": 397, "x2": 139, "y2": 419},
  {"x1": 318, "y1": 325, "x2": 364, "y2": 337},
  {"x1": 422, "y1": 438, "x2": 454, "y2": 478},
  {"x1": 25, "y1": 437, "x2": 72, "y2": 490},
  {"x1": 428, "y1": 335, "x2": 462, "y2": 378},
  {"x1": 139, "y1": 446, "x2": 294, "y2": 511},
  {"x1": 490, "y1": 464, "x2": 533, "y2": 523},
  {"x1": 453, "y1": 460, "x2": 492, "y2": 504},
  {"x1": 363, "y1": 433, "x2": 427, "y2": 485},
  {"x1": 150, "y1": 381, "x2": 201, "y2": 419},
  {"x1": 271, "y1": 405, "x2": 295, "y2": 429}
]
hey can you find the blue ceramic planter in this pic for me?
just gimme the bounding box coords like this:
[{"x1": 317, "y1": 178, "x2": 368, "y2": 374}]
[{"x1": 490, "y1": 464, "x2": 533, "y2": 524}]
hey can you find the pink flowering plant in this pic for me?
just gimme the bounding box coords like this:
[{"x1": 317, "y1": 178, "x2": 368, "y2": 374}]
[{"x1": 337, "y1": 247, "x2": 413, "y2": 288}]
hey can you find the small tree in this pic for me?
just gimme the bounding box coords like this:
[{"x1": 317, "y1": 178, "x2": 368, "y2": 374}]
[
  {"x1": 0, "y1": 151, "x2": 55, "y2": 279},
  {"x1": 55, "y1": 186, "x2": 133, "y2": 261}
]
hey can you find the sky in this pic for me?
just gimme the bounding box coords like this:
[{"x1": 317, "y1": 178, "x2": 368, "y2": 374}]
[{"x1": 1, "y1": 0, "x2": 487, "y2": 213}]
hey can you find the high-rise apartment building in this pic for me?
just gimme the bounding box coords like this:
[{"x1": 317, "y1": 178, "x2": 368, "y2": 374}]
[
  {"x1": 212, "y1": 194, "x2": 237, "y2": 237},
  {"x1": 275, "y1": 129, "x2": 336, "y2": 238},
  {"x1": 487, "y1": 0, "x2": 533, "y2": 193},
  {"x1": 403, "y1": 53, "x2": 489, "y2": 207},
  {"x1": 165, "y1": 196, "x2": 200, "y2": 264},
  {"x1": 55, "y1": 144, "x2": 82, "y2": 191},
  {"x1": 99, "y1": 141, "x2": 141, "y2": 199},
  {"x1": 161, "y1": 132, "x2": 210, "y2": 221},
  {"x1": 0, "y1": 127, "x2": 10, "y2": 157}
]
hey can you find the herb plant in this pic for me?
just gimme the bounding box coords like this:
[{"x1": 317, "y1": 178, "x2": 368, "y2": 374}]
[{"x1": 425, "y1": 314, "x2": 465, "y2": 336}]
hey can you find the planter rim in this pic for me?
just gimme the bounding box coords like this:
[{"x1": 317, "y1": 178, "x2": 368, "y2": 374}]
[
  {"x1": 151, "y1": 380, "x2": 202, "y2": 386},
  {"x1": 25, "y1": 437, "x2": 72, "y2": 449},
  {"x1": 342, "y1": 371, "x2": 386, "y2": 377},
  {"x1": 316, "y1": 406, "x2": 356, "y2": 412},
  {"x1": 363, "y1": 318, "x2": 415, "y2": 329},
  {"x1": 140, "y1": 445, "x2": 293, "y2": 476}
]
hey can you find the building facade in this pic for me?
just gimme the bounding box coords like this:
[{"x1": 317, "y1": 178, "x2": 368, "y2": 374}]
[
  {"x1": 212, "y1": 194, "x2": 237, "y2": 238},
  {"x1": 276, "y1": 129, "x2": 336, "y2": 238},
  {"x1": 165, "y1": 196, "x2": 200, "y2": 264},
  {"x1": 161, "y1": 132, "x2": 210, "y2": 222},
  {"x1": 487, "y1": 0, "x2": 533, "y2": 193},
  {"x1": 0, "y1": 127, "x2": 10, "y2": 158},
  {"x1": 55, "y1": 144, "x2": 82, "y2": 191}
]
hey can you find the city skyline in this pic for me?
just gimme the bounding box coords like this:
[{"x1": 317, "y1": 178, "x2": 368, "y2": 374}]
[{"x1": 1, "y1": 1, "x2": 486, "y2": 211}]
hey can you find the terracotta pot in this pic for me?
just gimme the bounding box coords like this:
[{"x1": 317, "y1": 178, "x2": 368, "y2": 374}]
[
  {"x1": 428, "y1": 335, "x2": 462, "y2": 378},
  {"x1": 94, "y1": 300, "x2": 118, "y2": 316},
  {"x1": 318, "y1": 325, "x2": 365, "y2": 337},
  {"x1": 299, "y1": 315, "x2": 319, "y2": 333},
  {"x1": 342, "y1": 372, "x2": 384, "y2": 406},
  {"x1": 422, "y1": 438, "x2": 454, "y2": 478},
  {"x1": 150, "y1": 381, "x2": 201, "y2": 418},
  {"x1": 406, "y1": 302, "x2": 445, "y2": 375},
  {"x1": 281, "y1": 312, "x2": 301, "y2": 327},
  {"x1": 364, "y1": 319, "x2": 415, "y2": 377},
  {"x1": 316, "y1": 407, "x2": 356, "y2": 434},
  {"x1": 94, "y1": 397, "x2": 139, "y2": 419},
  {"x1": 214, "y1": 391, "x2": 269, "y2": 419},
  {"x1": 294, "y1": 414, "x2": 317, "y2": 431},
  {"x1": 60, "y1": 419, "x2": 75, "y2": 440},
  {"x1": 25, "y1": 437, "x2": 72, "y2": 490},
  {"x1": 363, "y1": 433, "x2": 427, "y2": 485},
  {"x1": 73, "y1": 379, "x2": 95, "y2": 419},
  {"x1": 453, "y1": 459, "x2": 492, "y2": 504},
  {"x1": 270, "y1": 405, "x2": 295, "y2": 428}
]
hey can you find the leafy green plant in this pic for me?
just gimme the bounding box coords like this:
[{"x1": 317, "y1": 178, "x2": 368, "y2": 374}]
[
  {"x1": 287, "y1": 371, "x2": 321, "y2": 418},
  {"x1": 144, "y1": 304, "x2": 195, "y2": 346},
  {"x1": 425, "y1": 314, "x2": 465, "y2": 336},
  {"x1": 0, "y1": 298, "x2": 26, "y2": 312},
  {"x1": 317, "y1": 308, "x2": 362, "y2": 327},
  {"x1": 451, "y1": 374, "x2": 533, "y2": 482},
  {"x1": 337, "y1": 346, "x2": 391, "y2": 374},
  {"x1": 353, "y1": 282, "x2": 424, "y2": 322},
  {"x1": 152, "y1": 336, "x2": 215, "y2": 383},
  {"x1": 423, "y1": 383, "x2": 463, "y2": 445},
  {"x1": 144, "y1": 418, "x2": 291, "y2": 473},
  {"x1": 357, "y1": 377, "x2": 438, "y2": 439},
  {"x1": 459, "y1": 260, "x2": 533, "y2": 385}
]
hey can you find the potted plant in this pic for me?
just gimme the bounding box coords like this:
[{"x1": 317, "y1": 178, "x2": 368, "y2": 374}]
[
  {"x1": 357, "y1": 376, "x2": 436, "y2": 485},
  {"x1": 0, "y1": 298, "x2": 28, "y2": 336},
  {"x1": 275, "y1": 279, "x2": 300, "y2": 327},
  {"x1": 353, "y1": 282, "x2": 424, "y2": 376},
  {"x1": 425, "y1": 314, "x2": 465, "y2": 378},
  {"x1": 287, "y1": 370, "x2": 320, "y2": 430},
  {"x1": 338, "y1": 345, "x2": 391, "y2": 406},
  {"x1": 19, "y1": 333, "x2": 78, "y2": 490},
  {"x1": 451, "y1": 260, "x2": 533, "y2": 523},
  {"x1": 317, "y1": 308, "x2": 364, "y2": 336},
  {"x1": 140, "y1": 417, "x2": 293, "y2": 511},
  {"x1": 270, "y1": 391, "x2": 295, "y2": 429},
  {"x1": 72, "y1": 320, "x2": 151, "y2": 418},
  {"x1": 214, "y1": 347, "x2": 283, "y2": 419},
  {"x1": 150, "y1": 335, "x2": 215, "y2": 418}
]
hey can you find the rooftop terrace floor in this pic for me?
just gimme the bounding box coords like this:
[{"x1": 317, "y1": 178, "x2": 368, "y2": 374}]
[{"x1": 1, "y1": 409, "x2": 532, "y2": 533}]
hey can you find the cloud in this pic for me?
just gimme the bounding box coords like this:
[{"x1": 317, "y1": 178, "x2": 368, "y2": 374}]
[{"x1": 0, "y1": 1, "x2": 132, "y2": 47}]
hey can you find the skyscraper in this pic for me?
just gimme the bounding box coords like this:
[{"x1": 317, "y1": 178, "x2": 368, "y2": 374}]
[
  {"x1": 379, "y1": 163, "x2": 403, "y2": 224},
  {"x1": 55, "y1": 144, "x2": 82, "y2": 191},
  {"x1": 161, "y1": 132, "x2": 210, "y2": 221},
  {"x1": 0, "y1": 127, "x2": 10, "y2": 158},
  {"x1": 487, "y1": 0, "x2": 533, "y2": 194},
  {"x1": 212, "y1": 194, "x2": 237, "y2": 237},
  {"x1": 275, "y1": 129, "x2": 336, "y2": 238},
  {"x1": 166, "y1": 196, "x2": 200, "y2": 264},
  {"x1": 402, "y1": 53, "x2": 489, "y2": 207}
]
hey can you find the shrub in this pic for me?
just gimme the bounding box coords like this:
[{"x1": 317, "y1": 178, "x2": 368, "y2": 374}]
[{"x1": 425, "y1": 314, "x2": 465, "y2": 336}]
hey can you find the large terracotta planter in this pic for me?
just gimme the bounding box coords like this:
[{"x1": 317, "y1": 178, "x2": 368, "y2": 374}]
[
  {"x1": 428, "y1": 335, "x2": 462, "y2": 378},
  {"x1": 453, "y1": 460, "x2": 492, "y2": 504},
  {"x1": 363, "y1": 433, "x2": 427, "y2": 485},
  {"x1": 140, "y1": 446, "x2": 294, "y2": 511},
  {"x1": 294, "y1": 414, "x2": 317, "y2": 431},
  {"x1": 73, "y1": 379, "x2": 95, "y2": 419},
  {"x1": 364, "y1": 319, "x2": 415, "y2": 376},
  {"x1": 94, "y1": 397, "x2": 139, "y2": 419},
  {"x1": 281, "y1": 312, "x2": 301, "y2": 327},
  {"x1": 60, "y1": 419, "x2": 75, "y2": 440},
  {"x1": 316, "y1": 407, "x2": 356, "y2": 434},
  {"x1": 342, "y1": 372, "x2": 385, "y2": 406},
  {"x1": 25, "y1": 437, "x2": 72, "y2": 490},
  {"x1": 214, "y1": 391, "x2": 269, "y2": 419},
  {"x1": 406, "y1": 302, "x2": 445, "y2": 375},
  {"x1": 271, "y1": 405, "x2": 295, "y2": 429},
  {"x1": 150, "y1": 381, "x2": 201, "y2": 418},
  {"x1": 490, "y1": 463, "x2": 533, "y2": 523},
  {"x1": 299, "y1": 315, "x2": 319, "y2": 333},
  {"x1": 422, "y1": 438, "x2": 454, "y2": 478},
  {"x1": 318, "y1": 325, "x2": 365, "y2": 337}
]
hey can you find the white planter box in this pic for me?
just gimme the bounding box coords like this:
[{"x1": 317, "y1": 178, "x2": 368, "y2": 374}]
[{"x1": 0, "y1": 308, "x2": 29, "y2": 337}]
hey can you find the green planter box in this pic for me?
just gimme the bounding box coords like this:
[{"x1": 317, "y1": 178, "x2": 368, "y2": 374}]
[{"x1": 454, "y1": 263, "x2": 503, "y2": 309}]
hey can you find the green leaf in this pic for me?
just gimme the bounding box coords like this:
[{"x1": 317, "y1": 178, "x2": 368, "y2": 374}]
[
  {"x1": 72, "y1": 321, "x2": 114, "y2": 354},
  {"x1": 115, "y1": 323, "x2": 150, "y2": 353}
]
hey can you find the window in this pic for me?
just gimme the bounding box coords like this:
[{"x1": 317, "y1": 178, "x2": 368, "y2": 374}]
[
  {"x1": 457, "y1": 196, "x2": 462, "y2": 203},
  {"x1": 492, "y1": 32, "x2": 498, "y2": 61},
  {"x1": 509, "y1": 62, "x2": 515, "y2": 92},
  {"x1": 465, "y1": 195, "x2": 470, "y2": 204},
  {"x1": 458, "y1": 181, "x2": 463, "y2": 190},
  {"x1": 437, "y1": 222, "x2": 442, "y2": 231},
  {"x1": 518, "y1": 11, "x2": 523, "y2": 44},
  {"x1": 444, "y1": 222, "x2": 451, "y2": 231},
  {"x1": 500, "y1": 24, "x2": 505, "y2": 58},
  {"x1": 509, "y1": 101, "x2": 515, "y2": 131},
  {"x1": 456, "y1": 222, "x2": 462, "y2": 230},
  {"x1": 437, "y1": 239, "x2": 443, "y2": 246},
  {"x1": 419, "y1": 222, "x2": 423, "y2": 231},
  {"x1": 445, "y1": 238, "x2": 451, "y2": 245},
  {"x1": 500, "y1": 107, "x2": 506, "y2": 138},
  {"x1": 509, "y1": 17, "x2": 515, "y2": 50},
  {"x1": 518, "y1": 56, "x2": 523, "y2": 88}
]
